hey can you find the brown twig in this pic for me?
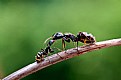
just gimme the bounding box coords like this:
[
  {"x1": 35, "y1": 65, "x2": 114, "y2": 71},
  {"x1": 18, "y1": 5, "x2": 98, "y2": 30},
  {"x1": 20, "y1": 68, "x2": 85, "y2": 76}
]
[{"x1": 2, "y1": 38, "x2": 121, "y2": 80}]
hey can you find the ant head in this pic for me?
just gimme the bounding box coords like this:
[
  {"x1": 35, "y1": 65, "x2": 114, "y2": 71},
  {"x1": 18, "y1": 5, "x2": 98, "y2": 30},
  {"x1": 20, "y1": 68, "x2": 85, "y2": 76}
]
[
  {"x1": 44, "y1": 32, "x2": 63, "y2": 45},
  {"x1": 37, "y1": 51, "x2": 44, "y2": 57},
  {"x1": 48, "y1": 40, "x2": 55, "y2": 46},
  {"x1": 52, "y1": 32, "x2": 64, "y2": 40}
]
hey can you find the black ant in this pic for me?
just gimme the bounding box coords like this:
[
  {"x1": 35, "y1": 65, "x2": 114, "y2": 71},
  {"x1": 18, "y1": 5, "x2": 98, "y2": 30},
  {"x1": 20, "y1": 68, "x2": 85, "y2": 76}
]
[
  {"x1": 45, "y1": 32, "x2": 96, "y2": 50},
  {"x1": 35, "y1": 46, "x2": 54, "y2": 63}
]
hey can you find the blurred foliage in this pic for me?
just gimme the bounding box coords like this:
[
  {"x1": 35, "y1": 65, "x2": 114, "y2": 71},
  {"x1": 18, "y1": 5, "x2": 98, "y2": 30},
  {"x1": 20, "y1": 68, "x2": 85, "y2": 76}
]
[{"x1": 0, "y1": 0, "x2": 121, "y2": 80}]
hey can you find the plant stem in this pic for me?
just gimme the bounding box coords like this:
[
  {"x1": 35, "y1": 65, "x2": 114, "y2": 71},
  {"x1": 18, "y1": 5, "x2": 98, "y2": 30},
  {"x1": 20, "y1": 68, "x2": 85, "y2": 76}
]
[{"x1": 2, "y1": 38, "x2": 121, "y2": 80}]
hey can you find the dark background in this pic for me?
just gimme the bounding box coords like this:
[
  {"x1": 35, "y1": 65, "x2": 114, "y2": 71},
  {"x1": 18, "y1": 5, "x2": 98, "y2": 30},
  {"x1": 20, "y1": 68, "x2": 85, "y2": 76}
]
[{"x1": 0, "y1": 0, "x2": 121, "y2": 80}]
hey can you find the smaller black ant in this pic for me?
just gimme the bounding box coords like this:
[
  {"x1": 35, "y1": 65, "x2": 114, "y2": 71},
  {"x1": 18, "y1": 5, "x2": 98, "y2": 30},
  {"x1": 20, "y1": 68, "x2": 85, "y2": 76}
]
[{"x1": 35, "y1": 46, "x2": 54, "y2": 63}]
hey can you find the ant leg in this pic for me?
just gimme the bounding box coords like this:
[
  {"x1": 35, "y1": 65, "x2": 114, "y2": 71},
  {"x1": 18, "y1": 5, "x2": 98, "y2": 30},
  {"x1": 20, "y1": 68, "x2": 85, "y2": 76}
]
[
  {"x1": 73, "y1": 42, "x2": 76, "y2": 48},
  {"x1": 48, "y1": 47, "x2": 54, "y2": 53},
  {"x1": 72, "y1": 41, "x2": 78, "y2": 50},
  {"x1": 62, "y1": 39, "x2": 66, "y2": 51},
  {"x1": 62, "y1": 39, "x2": 68, "y2": 54},
  {"x1": 53, "y1": 47, "x2": 62, "y2": 52},
  {"x1": 43, "y1": 47, "x2": 52, "y2": 63},
  {"x1": 76, "y1": 41, "x2": 79, "y2": 54},
  {"x1": 72, "y1": 42, "x2": 78, "y2": 51},
  {"x1": 77, "y1": 41, "x2": 78, "y2": 49},
  {"x1": 84, "y1": 39, "x2": 87, "y2": 45}
]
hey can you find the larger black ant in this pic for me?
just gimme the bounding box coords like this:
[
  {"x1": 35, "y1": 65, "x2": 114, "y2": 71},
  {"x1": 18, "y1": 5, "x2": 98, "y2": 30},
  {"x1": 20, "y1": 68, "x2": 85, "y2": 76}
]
[
  {"x1": 35, "y1": 32, "x2": 96, "y2": 63},
  {"x1": 45, "y1": 32, "x2": 96, "y2": 50}
]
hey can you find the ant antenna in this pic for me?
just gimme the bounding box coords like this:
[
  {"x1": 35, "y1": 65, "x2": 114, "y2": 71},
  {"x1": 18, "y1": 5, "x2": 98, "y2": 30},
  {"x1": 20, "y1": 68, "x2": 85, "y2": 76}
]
[{"x1": 44, "y1": 37, "x2": 52, "y2": 44}]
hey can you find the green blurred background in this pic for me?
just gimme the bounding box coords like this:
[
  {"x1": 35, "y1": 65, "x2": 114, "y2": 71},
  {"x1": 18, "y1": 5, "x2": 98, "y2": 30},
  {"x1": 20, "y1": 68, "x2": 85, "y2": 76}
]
[{"x1": 0, "y1": 0, "x2": 121, "y2": 80}]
